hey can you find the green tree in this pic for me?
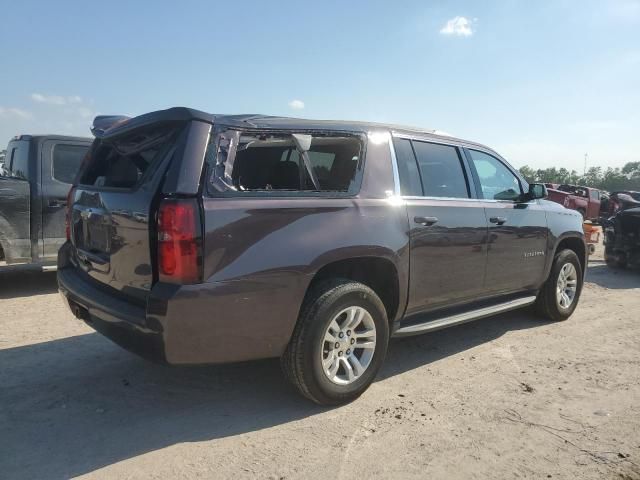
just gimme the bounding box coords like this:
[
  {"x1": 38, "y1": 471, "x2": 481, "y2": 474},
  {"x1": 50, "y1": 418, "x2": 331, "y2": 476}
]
[
  {"x1": 579, "y1": 166, "x2": 603, "y2": 187},
  {"x1": 517, "y1": 162, "x2": 640, "y2": 191},
  {"x1": 518, "y1": 165, "x2": 535, "y2": 182}
]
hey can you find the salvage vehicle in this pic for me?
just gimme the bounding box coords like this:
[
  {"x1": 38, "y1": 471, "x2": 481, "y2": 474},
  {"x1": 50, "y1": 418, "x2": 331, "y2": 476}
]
[
  {"x1": 58, "y1": 108, "x2": 587, "y2": 405},
  {"x1": 544, "y1": 184, "x2": 601, "y2": 221},
  {"x1": 1, "y1": 135, "x2": 91, "y2": 268},
  {"x1": 606, "y1": 191, "x2": 640, "y2": 216},
  {"x1": 604, "y1": 207, "x2": 640, "y2": 269}
]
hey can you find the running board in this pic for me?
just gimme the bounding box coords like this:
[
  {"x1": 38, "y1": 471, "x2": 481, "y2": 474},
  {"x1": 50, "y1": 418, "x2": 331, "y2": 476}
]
[{"x1": 393, "y1": 296, "x2": 537, "y2": 337}]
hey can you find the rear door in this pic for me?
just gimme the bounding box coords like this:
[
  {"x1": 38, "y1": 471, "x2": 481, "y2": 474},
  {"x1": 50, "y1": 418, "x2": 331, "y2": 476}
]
[
  {"x1": 393, "y1": 136, "x2": 489, "y2": 314},
  {"x1": 69, "y1": 122, "x2": 191, "y2": 302},
  {"x1": 0, "y1": 140, "x2": 31, "y2": 264},
  {"x1": 40, "y1": 140, "x2": 90, "y2": 259},
  {"x1": 465, "y1": 148, "x2": 548, "y2": 293}
]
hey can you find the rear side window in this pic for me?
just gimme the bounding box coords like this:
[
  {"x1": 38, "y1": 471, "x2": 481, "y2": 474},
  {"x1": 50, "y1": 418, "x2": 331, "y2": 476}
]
[
  {"x1": 6, "y1": 141, "x2": 30, "y2": 180},
  {"x1": 52, "y1": 144, "x2": 89, "y2": 184},
  {"x1": 393, "y1": 138, "x2": 423, "y2": 196},
  {"x1": 411, "y1": 141, "x2": 469, "y2": 198},
  {"x1": 207, "y1": 130, "x2": 363, "y2": 195},
  {"x1": 78, "y1": 124, "x2": 178, "y2": 189}
]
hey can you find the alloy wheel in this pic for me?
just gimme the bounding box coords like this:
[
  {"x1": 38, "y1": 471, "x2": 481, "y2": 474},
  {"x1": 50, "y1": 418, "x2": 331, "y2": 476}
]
[
  {"x1": 321, "y1": 306, "x2": 377, "y2": 385},
  {"x1": 556, "y1": 263, "x2": 578, "y2": 309}
]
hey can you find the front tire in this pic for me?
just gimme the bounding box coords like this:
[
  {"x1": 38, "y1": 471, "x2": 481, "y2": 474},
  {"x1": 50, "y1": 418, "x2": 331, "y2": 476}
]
[
  {"x1": 282, "y1": 279, "x2": 389, "y2": 405},
  {"x1": 535, "y1": 249, "x2": 583, "y2": 321}
]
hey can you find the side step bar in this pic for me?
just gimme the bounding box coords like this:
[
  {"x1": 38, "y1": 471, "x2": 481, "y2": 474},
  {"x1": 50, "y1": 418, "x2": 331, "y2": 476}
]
[{"x1": 393, "y1": 296, "x2": 537, "y2": 337}]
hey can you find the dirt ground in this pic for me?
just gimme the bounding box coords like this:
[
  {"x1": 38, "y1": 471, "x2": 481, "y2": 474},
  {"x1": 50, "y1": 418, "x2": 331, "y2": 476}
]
[{"x1": 1, "y1": 246, "x2": 639, "y2": 480}]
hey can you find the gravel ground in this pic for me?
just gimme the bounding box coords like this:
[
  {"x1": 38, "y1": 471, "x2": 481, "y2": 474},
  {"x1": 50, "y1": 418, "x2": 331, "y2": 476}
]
[{"x1": 1, "y1": 246, "x2": 639, "y2": 480}]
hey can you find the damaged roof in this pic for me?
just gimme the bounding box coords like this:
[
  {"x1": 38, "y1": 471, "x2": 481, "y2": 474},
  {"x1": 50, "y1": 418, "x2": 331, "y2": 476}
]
[{"x1": 91, "y1": 106, "x2": 483, "y2": 149}]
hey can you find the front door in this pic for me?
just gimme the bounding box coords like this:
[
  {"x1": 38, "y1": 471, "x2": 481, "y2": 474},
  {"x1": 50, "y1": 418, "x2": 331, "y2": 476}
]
[
  {"x1": 40, "y1": 140, "x2": 90, "y2": 259},
  {"x1": 393, "y1": 137, "x2": 489, "y2": 315},
  {"x1": 466, "y1": 149, "x2": 548, "y2": 293}
]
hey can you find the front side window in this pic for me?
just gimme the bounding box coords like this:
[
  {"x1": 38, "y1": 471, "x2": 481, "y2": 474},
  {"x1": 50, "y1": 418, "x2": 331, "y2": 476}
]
[
  {"x1": 52, "y1": 144, "x2": 89, "y2": 184},
  {"x1": 207, "y1": 130, "x2": 363, "y2": 195},
  {"x1": 411, "y1": 140, "x2": 469, "y2": 198},
  {"x1": 469, "y1": 149, "x2": 522, "y2": 201}
]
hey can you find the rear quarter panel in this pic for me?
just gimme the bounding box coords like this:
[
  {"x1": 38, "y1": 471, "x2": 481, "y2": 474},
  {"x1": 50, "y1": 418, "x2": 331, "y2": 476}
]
[{"x1": 160, "y1": 134, "x2": 411, "y2": 364}]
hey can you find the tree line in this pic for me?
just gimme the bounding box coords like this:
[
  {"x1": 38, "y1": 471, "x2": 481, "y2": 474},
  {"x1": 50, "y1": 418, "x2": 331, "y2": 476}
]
[{"x1": 518, "y1": 162, "x2": 640, "y2": 192}]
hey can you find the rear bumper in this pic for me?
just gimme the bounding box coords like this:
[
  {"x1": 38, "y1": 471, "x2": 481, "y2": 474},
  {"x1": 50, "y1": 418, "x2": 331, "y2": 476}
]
[
  {"x1": 57, "y1": 256, "x2": 301, "y2": 365},
  {"x1": 58, "y1": 267, "x2": 167, "y2": 363}
]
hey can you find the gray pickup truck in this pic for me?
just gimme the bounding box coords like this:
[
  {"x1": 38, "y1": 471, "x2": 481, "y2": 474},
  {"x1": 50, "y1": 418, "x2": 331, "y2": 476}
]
[
  {"x1": 1, "y1": 135, "x2": 91, "y2": 268},
  {"x1": 58, "y1": 108, "x2": 586, "y2": 404}
]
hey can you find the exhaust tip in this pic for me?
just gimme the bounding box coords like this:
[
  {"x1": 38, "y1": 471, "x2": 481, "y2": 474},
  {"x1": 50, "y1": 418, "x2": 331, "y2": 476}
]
[{"x1": 70, "y1": 302, "x2": 89, "y2": 322}]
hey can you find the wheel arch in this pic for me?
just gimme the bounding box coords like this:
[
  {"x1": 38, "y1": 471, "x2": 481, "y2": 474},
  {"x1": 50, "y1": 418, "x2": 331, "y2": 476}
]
[
  {"x1": 304, "y1": 255, "x2": 405, "y2": 328},
  {"x1": 553, "y1": 234, "x2": 587, "y2": 278}
]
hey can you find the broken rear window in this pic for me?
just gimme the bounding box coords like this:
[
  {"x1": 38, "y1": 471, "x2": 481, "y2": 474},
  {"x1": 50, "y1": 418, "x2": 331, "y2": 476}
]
[
  {"x1": 206, "y1": 130, "x2": 363, "y2": 195},
  {"x1": 78, "y1": 124, "x2": 179, "y2": 189}
]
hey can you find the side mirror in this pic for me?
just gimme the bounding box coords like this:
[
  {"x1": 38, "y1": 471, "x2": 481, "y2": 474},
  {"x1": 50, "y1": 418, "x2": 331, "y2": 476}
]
[{"x1": 527, "y1": 183, "x2": 547, "y2": 200}]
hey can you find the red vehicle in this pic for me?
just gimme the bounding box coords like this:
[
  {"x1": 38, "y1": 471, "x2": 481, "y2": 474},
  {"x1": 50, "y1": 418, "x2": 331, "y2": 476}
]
[{"x1": 544, "y1": 184, "x2": 601, "y2": 221}]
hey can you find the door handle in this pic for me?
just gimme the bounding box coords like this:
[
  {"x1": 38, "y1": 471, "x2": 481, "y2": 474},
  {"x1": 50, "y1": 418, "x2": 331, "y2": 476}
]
[
  {"x1": 490, "y1": 216, "x2": 507, "y2": 225},
  {"x1": 49, "y1": 200, "x2": 67, "y2": 208},
  {"x1": 414, "y1": 216, "x2": 439, "y2": 226}
]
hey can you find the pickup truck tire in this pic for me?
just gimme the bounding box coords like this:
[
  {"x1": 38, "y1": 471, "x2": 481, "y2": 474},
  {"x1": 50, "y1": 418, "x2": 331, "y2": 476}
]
[
  {"x1": 282, "y1": 279, "x2": 389, "y2": 405},
  {"x1": 535, "y1": 249, "x2": 583, "y2": 321}
]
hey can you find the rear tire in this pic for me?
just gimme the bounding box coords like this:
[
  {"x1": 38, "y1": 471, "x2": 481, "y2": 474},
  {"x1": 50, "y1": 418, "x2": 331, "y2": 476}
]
[
  {"x1": 535, "y1": 249, "x2": 583, "y2": 321},
  {"x1": 281, "y1": 279, "x2": 389, "y2": 405}
]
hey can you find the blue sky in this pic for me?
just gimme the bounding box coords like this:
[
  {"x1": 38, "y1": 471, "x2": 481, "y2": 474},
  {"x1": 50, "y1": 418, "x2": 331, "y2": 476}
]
[{"x1": 1, "y1": 0, "x2": 638, "y2": 170}]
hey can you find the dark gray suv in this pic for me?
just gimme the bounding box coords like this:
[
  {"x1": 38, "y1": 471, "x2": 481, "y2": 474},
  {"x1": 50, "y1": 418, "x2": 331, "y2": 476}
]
[{"x1": 58, "y1": 108, "x2": 587, "y2": 405}]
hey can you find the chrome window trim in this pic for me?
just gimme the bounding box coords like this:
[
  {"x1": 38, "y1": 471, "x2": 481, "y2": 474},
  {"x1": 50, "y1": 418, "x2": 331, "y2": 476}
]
[
  {"x1": 391, "y1": 131, "x2": 529, "y2": 201},
  {"x1": 392, "y1": 131, "x2": 521, "y2": 177},
  {"x1": 387, "y1": 134, "x2": 401, "y2": 196},
  {"x1": 389, "y1": 132, "x2": 479, "y2": 201},
  {"x1": 392, "y1": 131, "x2": 462, "y2": 148},
  {"x1": 400, "y1": 195, "x2": 511, "y2": 204},
  {"x1": 465, "y1": 147, "x2": 526, "y2": 198}
]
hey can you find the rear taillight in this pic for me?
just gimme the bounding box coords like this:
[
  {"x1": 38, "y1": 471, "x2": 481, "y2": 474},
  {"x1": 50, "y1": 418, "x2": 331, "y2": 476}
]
[
  {"x1": 157, "y1": 198, "x2": 202, "y2": 284},
  {"x1": 65, "y1": 187, "x2": 74, "y2": 241}
]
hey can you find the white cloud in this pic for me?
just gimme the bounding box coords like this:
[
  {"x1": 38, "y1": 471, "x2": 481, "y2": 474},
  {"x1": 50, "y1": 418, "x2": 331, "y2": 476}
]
[
  {"x1": 0, "y1": 106, "x2": 32, "y2": 119},
  {"x1": 31, "y1": 93, "x2": 83, "y2": 106},
  {"x1": 288, "y1": 99, "x2": 305, "y2": 110},
  {"x1": 440, "y1": 16, "x2": 474, "y2": 37}
]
